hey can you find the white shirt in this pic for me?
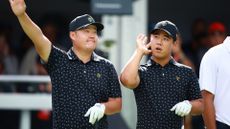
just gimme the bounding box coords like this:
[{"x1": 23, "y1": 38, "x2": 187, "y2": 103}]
[{"x1": 199, "y1": 36, "x2": 230, "y2": 126}]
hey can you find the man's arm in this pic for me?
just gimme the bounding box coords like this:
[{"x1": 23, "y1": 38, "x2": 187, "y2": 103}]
[
  {"x1": 120, "y1": 50, "x2": 144, "y2": 89},
  {"x1": 9, "y1": 0, "x2": 51, "y2": 62},
  {"x1": 103, "y1": 97, "x2": 122, "y2": 115},
  {"x1": 189, "y1": 98, "x2": 203, "y2": 115},
  {"x1": 120, "y1": 34, "x2": 151, "y2": 89},
  {"x1": 199, "y1": 48, "x2": 217, "y2": 129},
  {"x1": 184, "y1": 115, "x2": 192, "y2": 129},
  {"x1": 201, "y1": 90, "x2": 216, "y2": 129}
]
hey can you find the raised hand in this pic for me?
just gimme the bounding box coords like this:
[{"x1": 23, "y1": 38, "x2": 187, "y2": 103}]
[
  {"x1": 9, "y1": 0, "x2": 26, "y2": 16},
  {"x1": 136, "y1": 33, "x2": 151, "y2": 55}
]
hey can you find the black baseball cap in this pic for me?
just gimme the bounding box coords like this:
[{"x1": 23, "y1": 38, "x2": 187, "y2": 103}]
[
  {"x1": 69, "y1": 14, "x2": 104, "y2": 32},
  {"x1": 151, "y1": 20, "x2": 179, "y2": 41}
]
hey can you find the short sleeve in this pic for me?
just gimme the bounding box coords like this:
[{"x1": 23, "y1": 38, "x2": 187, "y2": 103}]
[
  {"x1": 199, "y1": 50, "x2": 217, "y2": 94},
  {"x1": 108, "y1": 64, "x2": 122, "y2": 98},
  {"x1": 136, "y1": 66, "x2": 147, "y2": 89},
  {"x1": 43, "y1": 45, "x2": 66, "y2": 74},
  {"x1": 187, "y1": 69, "x2": 202, "y2": 100}
]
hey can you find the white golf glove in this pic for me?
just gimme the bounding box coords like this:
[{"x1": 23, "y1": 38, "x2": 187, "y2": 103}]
[
  {"x1": 84, "y1": 103, "x2": 105, "y2": 125},
  {"x1": 170, "y1": 100, "x2": 192, "y2": 117}
]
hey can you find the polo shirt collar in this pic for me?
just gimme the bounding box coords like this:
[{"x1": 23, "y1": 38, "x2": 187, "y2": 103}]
[
  {"x1": 146, "y1": 57, "x2": 176, "y2": 66},
  {"x1": 67, "y1": 48, "x2": 101, "y2": 62},
  {"x1": 223, "y1": 36, "x2": 230, "y2": 53}
]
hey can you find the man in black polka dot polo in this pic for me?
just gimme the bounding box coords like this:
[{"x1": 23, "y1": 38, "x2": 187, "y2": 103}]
[
  {"x1": 120, "y1": 20, "x2": 203, "y2": 129},
  {"x1": 9, "y1": 0, "x2": 122, "y2": 129}
]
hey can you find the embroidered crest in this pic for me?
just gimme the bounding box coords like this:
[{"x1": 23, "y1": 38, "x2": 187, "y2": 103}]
[
  {"x1": 162, "y1": 21, "x2": 168, "y2": 26},
  {"x1": 88, "y1": 16, "x2": 94, "y2": 23},
  {"x1": 176, "y1": 76, "x2": 180, "y2": 81}
]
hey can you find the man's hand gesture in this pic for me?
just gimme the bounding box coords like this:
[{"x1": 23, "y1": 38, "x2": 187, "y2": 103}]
[
  {"x1": 136, "y1": 34, "x2": 151, "y2": 55},
  {"x1": 9, "y1": 0, "x2": 26, "y2": 16}
]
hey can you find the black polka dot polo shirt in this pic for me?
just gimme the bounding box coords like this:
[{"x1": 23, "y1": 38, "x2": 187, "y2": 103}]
[
  {"x1": 44, "y1": 46, "x2": 122, "y2": 129},
  {"x1": 134, "y1": 58, "x2": 201, "y2": 129}
]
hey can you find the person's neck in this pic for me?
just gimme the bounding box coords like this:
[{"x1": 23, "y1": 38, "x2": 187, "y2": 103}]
[
  {"x1": 72, "y1": 48, "x2": 93, "y2": 64},
  {"x1": 151, "y1": 56, "x2": 171, "y2": 67}
]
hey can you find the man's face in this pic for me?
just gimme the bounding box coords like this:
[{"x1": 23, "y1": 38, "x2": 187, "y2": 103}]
[
  {"x1": 71, "y1": 25, "x2": 98, "y2": 52},
  {"x1": 150, "y1": 30, "x2": 174, "y2": 60},
  {"x1": 209, "y1": 31, "x2": 226, "y2": 47}
]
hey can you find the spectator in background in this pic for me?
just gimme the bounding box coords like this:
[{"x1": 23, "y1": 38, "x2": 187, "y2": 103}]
[
  {"x1": 172, "y1": 35, "x2": 195, "y2": 70},
  {"x1": 208, "y1": 21, "x2": 227, "y2": 47},
  {"x1": 16, "y1": 34, "x2": 34, "y2": 63},
  {"x1": 0, "y1": 31, "x2": 18, "y2": 92},
  {"x1": 0, "y1": 58, "x2": 10, "y2": 92},
  {"x1": 0, "y1": 59, "x2": 4, "y2": 74},
  {"x1": 38, "y1": 14, "x2": 70, "y2": 50},
  {"x1": 19, "y1": 35, "x2": 37, "y2": 75},
  {"x1": 0, "y1": 31, "x2": 19, "y2": 75},
  {"x1": 0, "y1": 30, "x2": 19, "y2": 129},
  {"x1": 183, "y1": 18, "x2": 209, "y2": 76}
]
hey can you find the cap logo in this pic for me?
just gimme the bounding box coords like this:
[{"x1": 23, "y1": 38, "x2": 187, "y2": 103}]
[
  {"x1": 162, "y1": 21, "x2": 168, "y2": 26},
  {"x1": 88, "y1": 17, "x2": 94, "y2": 23}
]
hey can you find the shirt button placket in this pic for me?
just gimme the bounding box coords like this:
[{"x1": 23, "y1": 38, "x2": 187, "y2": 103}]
[
  {"x1": 83, "y1": 65, "x2": 87, "y2": 74},
  {"x1": 161, "y1": 67, "x2": 165, "y2": 76}
]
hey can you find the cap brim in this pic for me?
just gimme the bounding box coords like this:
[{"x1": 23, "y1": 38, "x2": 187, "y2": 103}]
[
  {"x1": 151, "y1": 28, "x2": 173, "y2": 38},
  {"x1": 91, "y1": 22, "x2": 104, "y2": 31},
  {"x1": 78, "y1": 22, "x2": 104, "y2": 32},
  {"x1": 151, "y1": 28, "x2": 176, "y2": 41}
]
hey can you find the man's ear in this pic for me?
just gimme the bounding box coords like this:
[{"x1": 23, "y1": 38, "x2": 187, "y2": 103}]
[
  {"x1": 174, "y1": 34, "x2": 180, "y2": 44},
  {"x1": 69, "y1": 31, "x2": 76, "y2": 40}
]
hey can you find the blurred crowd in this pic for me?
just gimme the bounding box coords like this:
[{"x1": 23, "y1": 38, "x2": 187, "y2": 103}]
[{"x1": 0, "y1": 15, "x2": 228, "y2": 129}]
